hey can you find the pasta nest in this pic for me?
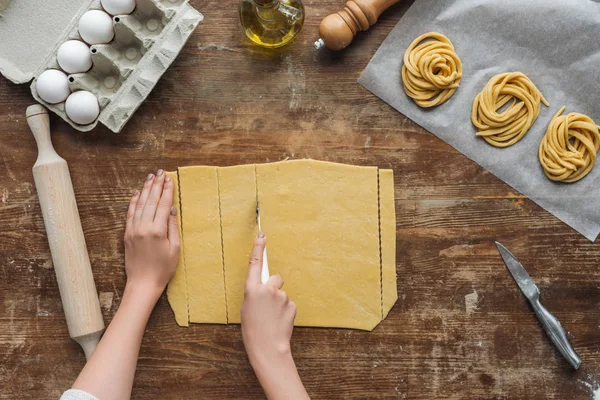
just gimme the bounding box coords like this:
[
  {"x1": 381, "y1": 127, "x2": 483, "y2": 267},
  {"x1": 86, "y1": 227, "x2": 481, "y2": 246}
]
[
  {"x1": 472, "y1": 72, "x2": 549, "y2": 148},
  {"x1": 539, "y1": 106, "x2": 600, "y2": 183},
  {"x1": 402, "y1": 32, "x2": 462, "y2": 108}
]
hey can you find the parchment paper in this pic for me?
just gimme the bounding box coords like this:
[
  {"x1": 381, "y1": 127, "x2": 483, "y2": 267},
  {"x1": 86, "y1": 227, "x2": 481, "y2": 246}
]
[{"x1": 358, "y1": 0, "x2": 600, "y2": 241}]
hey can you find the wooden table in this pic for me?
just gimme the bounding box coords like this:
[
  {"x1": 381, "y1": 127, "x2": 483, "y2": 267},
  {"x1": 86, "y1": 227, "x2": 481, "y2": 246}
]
[{"x1": 1, "y1": 1, "x2": 599, "y2": 398}]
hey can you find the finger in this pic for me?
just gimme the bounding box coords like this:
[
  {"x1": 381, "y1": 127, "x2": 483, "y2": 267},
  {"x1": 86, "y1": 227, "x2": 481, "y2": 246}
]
[
  {"x1": 247, "y1": 234, "x2": 266, "y2": 285},
  {"x1": 126, "y1": 190, "x2": 140, "y2": 233},
  {"x1": 155, "y1": 176, "x2": 174, "y2": 228},
  {"x1": 276, "y1": 290, "x2": 289, "y2": 304},
  {"x1": 141, "y1": 169, "x2": 166, "y2": 224},
  {"x1": 288, "y1": 300, "x2": 297, "y2": 319},
  {"x1": 167, "y1": 206, "x2": 180, "y2": 250},
  {"x1": 266, "y1": 274, "x2": 283, "y2": 289},
  {"x1": 134, "y1": 173, "x2": 155, "y2": 224}
]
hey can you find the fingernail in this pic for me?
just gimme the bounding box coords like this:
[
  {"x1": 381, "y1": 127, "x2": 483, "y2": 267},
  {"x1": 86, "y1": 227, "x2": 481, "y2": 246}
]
[
  {"x1": 157, "y1": 169, "x2": 164, "y2": 176},
  {"x1": 258, "y1": 232, "x2": 265, "y2": 238},
  {"x1": 134, "y1": 189, "x2": 140, "y2": 196},
  {"x1": 170, "y1": 206, "x2": 177, "y2": 216},
  {"x1": 165, "y1": 176, "x2": 172, "y2": 182},
  {"x1": 147, "y1": 173, "x2": 154, "y2": 181}
]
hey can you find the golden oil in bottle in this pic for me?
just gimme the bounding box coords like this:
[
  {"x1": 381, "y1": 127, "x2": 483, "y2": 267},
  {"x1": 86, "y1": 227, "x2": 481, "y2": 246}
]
[{"x1": 239, "y1": 0, "x2": 305, "y2": 48}]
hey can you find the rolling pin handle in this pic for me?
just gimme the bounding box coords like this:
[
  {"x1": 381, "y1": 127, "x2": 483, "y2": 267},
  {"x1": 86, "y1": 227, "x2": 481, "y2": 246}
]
[
  {"x1": 75, "y1": 331, "x2": 103, "y2": 360},
  {"x1": 26, "y1": 105, "x2": 61, "y2": 165}
]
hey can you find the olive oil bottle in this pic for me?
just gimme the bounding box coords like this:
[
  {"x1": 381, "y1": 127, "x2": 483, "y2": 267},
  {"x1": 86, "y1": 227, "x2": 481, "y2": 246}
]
[{"x1": 239, "y1": 0, "x2": 305, "y2": 48}]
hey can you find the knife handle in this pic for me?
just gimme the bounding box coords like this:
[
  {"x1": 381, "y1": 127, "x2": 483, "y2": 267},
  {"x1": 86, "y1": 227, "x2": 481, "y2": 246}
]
[
  {"x1": 261, "y1": 246, "x2": 270, "y2": 284},
  {"x1": 531, "y1": 297, "x2": 581, "y2": 369}
]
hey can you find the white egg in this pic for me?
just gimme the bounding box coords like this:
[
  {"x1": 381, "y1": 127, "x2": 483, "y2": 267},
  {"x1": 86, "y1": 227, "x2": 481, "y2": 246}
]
[
  {"x1": 36, "y1": 70, "x2": 71, "y2": 104},
  {"x1": 65, "y1": 91, "x2": 100, "y2": 125},
  {"x1": 79, "y1": 10, "x2": 115, "y2": 45},
  {"x1": 101, "y1": 0, "x2": 136, "y2": 15},
  {"x1": 57, "y1": 40, "x2": 93, "y2": 74}
]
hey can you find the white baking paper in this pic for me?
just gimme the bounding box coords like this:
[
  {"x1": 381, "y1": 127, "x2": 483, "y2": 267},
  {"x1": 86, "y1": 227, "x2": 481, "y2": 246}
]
[{"x1": 358, "y1": 0, "x2": 600, "y2": 241}]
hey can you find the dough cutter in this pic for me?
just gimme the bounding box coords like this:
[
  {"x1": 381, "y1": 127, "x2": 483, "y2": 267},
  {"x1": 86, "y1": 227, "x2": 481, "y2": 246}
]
[{"x1": 256, "y1": 206, "x2": 270, "y2": 284}]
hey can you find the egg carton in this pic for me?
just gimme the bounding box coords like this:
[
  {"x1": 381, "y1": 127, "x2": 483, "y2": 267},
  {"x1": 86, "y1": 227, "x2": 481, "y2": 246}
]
[
  {"x1": 0, "y1": 0, "x2": 202, "y2": 132},
  {"x1": 0, "y1": 0, "x2": 11, "y2": 15}
]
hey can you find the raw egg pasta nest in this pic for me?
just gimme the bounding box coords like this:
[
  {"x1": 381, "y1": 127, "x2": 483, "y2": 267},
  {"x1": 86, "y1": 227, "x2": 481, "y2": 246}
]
[
  {"x1": 472, "y1": 72, "x2": 549, "y2": 148},
  {"x1": 538, "y1": 106, "x2": 600, "y2": 183},
  {"x1": 401, "y1": 32, "x2": 462, "y2": 108}
]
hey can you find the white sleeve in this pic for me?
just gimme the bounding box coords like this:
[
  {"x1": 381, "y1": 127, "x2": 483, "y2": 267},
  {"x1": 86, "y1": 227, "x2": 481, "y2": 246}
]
[{"x1": 60, "y1": 389, "x2": 99, "y2": 400}]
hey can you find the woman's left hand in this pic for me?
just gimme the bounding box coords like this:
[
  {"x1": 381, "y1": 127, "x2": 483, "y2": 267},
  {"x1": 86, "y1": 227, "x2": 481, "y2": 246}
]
[{"x1": 124, "y1": 169, "x2": 180, "y2": 301}]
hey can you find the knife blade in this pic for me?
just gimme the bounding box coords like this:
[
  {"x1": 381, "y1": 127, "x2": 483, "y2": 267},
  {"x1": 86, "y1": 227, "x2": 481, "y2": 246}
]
[
  {"x1": 495, "y1": 241, "x2": 581, "y2": 369},
  {"x1": 496, "y1": 242, "x2": 540, "y2": 300},
  {"x1": 256, "y1": 206, "x2": 270, "y2": 284}
]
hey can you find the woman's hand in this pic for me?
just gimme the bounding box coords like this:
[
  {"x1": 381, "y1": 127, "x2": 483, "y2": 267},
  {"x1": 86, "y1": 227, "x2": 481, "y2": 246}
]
[
  {"x1": 241, "y1": 235, "x2": 309, "y2": 400},
  {"x1": 124, "y1": 169, "x2": 180, "y2": 302},
  {"x1": 242, "y1": 234, "x2": 296, "y2": 364},
  {"x1": 70, "y1": 170, "x2": 181, "y2": 400}
]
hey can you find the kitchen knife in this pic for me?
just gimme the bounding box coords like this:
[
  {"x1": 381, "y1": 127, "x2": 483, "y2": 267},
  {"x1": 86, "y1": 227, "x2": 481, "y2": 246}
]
[{"x1": 495, "y1": 241, "x2": 581, "y2": 369}]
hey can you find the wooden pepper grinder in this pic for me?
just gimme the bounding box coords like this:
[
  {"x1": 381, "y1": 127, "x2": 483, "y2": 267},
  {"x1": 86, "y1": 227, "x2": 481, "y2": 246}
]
[{"x1": 314, "y1": 0, "x2": 401, "y2": 51}]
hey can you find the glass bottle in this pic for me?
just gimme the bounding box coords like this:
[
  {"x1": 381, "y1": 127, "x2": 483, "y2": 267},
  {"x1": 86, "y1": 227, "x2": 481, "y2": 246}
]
[{"x1": 239, "y1": 0, "x2": 305, "y2": 48}]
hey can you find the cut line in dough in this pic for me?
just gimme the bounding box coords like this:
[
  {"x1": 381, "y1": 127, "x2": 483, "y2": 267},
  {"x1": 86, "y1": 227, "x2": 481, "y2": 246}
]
[
  {"x1": 379, "y1": 169, "x2": 397, "y2": 319},
  {"x1": 472, "y1": 72, "x2": 549, "y2": 148},
  {"x1": 401, "y1": 32, "x2": 462, "y2": 108},
  {"x1": 165, "y1": 171, "x2": 189, "y2": 326},
  {"x1": 218, "y1": 164, "x2": 258, "y2": 324},
  {"x1": 178, "y1": 166, "x2": 227, "y2": 324},
  {"x1": 377, "y1": 170, "x2": 383, "y2": 319},
  {"x1": 539, "y1": 106, "x2": 600, "y2": 183}
]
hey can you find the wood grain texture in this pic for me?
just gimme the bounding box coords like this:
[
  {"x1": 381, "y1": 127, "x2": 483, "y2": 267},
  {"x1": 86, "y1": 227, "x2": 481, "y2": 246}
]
[{"x1": 1, "y1": 0, "x2": 600, "y2": 398}]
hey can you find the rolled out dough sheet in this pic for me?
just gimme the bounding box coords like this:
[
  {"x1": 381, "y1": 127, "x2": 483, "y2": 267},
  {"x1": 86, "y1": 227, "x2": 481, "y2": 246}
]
[
  {"x1": 218, "y1": 164, "x2": 258, "y2": 323},
  {"x1": 380, "y1": 169, "x2": 397, "y2": 318},
  {"x1": 165, "y1": 171, "x2": 189, "y2": 327},
  {"x1": 256, "y1": 160, "x2": 382, "y2": 330},
  {"x1": 178, "y1": 166, "x2": 227, "y2": 324},
  {"x1": 167, "y1": 160, "x2": 398, "y2": 330}
]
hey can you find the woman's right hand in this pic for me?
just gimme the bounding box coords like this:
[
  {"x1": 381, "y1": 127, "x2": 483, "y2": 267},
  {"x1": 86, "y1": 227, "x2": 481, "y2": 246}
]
[
  {"x1": 241, "y1": 234, "x2": 296, "y2": 365},
  {"x1": 240, "y1": 235, "x2": 310, "y2": 400}
]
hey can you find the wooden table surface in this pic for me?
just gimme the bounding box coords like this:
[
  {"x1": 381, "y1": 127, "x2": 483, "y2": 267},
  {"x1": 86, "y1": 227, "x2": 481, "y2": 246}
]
[{"x1": 2, "y1": 0, "x2": 600, "y2": 399}]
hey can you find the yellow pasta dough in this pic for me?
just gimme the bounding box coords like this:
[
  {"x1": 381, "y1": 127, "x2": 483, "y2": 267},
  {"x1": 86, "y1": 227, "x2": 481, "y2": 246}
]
[
  {"x1": 472, "y1": 72, "x2": 549, "y2": 148},
  {"x1": 401, "y1": 32, "x2": 462, "y2": 108},
  {"x1": 218, "y1": 164, "x2": 258, "y2": 324},
  {"x1": 539, "y1": 106, "x2": 600, "y2": 183},
  {"x1": 179, "y1": 166, "x2": 227, "y2": 324},
  {"x1": 256, "y1": 160, "x2": 382, "y2": 330},
  {"x1": 165, "y1": 171, "x2": 188, "y2": 327},
  {"x1": 379, "y1": 169, "x2": 397, "y2": 318},
  {"x1": 166, "y1": 160, "x2": 398, "y2": 331}
]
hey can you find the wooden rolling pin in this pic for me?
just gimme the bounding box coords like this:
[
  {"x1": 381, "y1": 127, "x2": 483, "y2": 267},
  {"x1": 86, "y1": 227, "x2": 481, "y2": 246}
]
[
  {"x1": 314, "y1": 0, "x2": 401, "y2": 51},
  {"x1": 27, "y1": 105, "x2": 105, "y2": 360}
]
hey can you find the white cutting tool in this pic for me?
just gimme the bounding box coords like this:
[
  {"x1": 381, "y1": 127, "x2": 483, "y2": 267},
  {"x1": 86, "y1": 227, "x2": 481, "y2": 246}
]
[{"x1": 256, "y1": 206, "x2": 270, "y2": 284}]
